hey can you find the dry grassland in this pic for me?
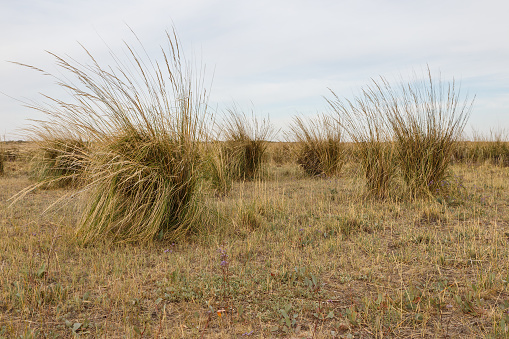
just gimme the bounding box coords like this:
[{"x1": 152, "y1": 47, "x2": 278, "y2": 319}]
[{"x1": 1, "y1": 143, "x2": 509, "y2": 338}]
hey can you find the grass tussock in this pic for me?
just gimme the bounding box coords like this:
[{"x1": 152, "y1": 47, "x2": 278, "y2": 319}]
[
  {"x1": 29, "y1": 138, "x2": 90, "y2": 188},
  {"x1": 0, "y1": 147, "x2": 4, "y2": 176},
  {"x1": 328, "y1": 69, "x2": 473, "y2": 199},
  {"x1": 18, "y1": 30, "x2": 209, "y2": 244},
  {"x1": 454, "y1": 129, "x2": 509, "y2": 166},
  {"x1": 221, "y1": 108, "x2": 275, "y2": 181},
  {"x1": 386, "y1": 72, "x2": 472, "y2": 197},
  {"x1": 327, "y1": 89, "x2": 396, "y2": 199},
  {"x1": 290, "y1": 114, "x2": 343, "y2": 176}
]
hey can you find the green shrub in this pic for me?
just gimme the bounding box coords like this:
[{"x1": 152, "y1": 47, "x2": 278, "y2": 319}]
[{"x1": 290, "y1": 115, "x2": 343, "y2": 176}]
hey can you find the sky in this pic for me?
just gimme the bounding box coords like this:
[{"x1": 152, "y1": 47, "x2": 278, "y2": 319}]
[{"x1": 1, "y1": 0, "x2": 508, "y2": 140}]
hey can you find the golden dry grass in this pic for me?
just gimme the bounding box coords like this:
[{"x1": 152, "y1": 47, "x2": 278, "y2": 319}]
[{"x1": 1, "y1": 142, "x2": 509, "y2": 338}]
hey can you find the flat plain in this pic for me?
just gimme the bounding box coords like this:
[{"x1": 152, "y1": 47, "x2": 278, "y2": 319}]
[{"x1": 1, "y1": 142, "x2": 509, "y2": 338}]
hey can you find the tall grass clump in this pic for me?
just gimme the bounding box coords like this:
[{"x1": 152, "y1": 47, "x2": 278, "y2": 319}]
[
  {"x1": 204, "y1": 140, "x2": 234, "y2": 196},
  {"x1": 18, "y1": 30, "x2": 210, "y2": 244},
  {"x1": 327, "y1": 89, "x2": 397, "y2": 199},
  {"x1": 328, "y1": 69, "x2": 473, "y2": 198},
  {"x1": 221, "y1": 108, "x2": 275, "y2": 181},
  {"x1": 290, "y1": 114, "x2": 343, "y2": 176},
  {"x1": 385, "y1": 72, "x2": 473, "y2": 197},
  {"x1": 29, "y1": 137, "x2": 90, "y2": 188},
  {"x1": 0, "y1": 144, "x2": 4, "y2": 176}
]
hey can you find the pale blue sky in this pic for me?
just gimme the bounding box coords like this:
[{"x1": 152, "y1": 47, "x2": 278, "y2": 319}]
[{"x1": 1, "y1": 0, "x2": 508, "y2": 140}]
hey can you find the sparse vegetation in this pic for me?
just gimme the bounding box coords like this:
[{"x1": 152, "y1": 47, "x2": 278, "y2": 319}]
[
  {"x1": 2, "y1": 146, "x2": 509, "y2": 337},
  {"x1": 4, "y1": 30, "x2": 508, "y2": 338}
]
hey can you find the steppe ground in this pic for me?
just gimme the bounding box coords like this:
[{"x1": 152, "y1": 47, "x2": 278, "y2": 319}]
[{"x1": 1, "y1": 142, "x2": 509, "y2": 338}]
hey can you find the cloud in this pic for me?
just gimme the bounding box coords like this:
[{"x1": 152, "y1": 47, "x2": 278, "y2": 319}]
[{"x1": 1, "y1": 0, "x2": 508, "y2": 139}]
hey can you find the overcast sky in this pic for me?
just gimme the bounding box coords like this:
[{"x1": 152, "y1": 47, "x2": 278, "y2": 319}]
[{"x1": 1, "y1": 0, "x2": 508, "y2": 140}]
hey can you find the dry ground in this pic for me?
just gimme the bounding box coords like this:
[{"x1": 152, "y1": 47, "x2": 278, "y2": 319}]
[{"x1": 1, "y1": 144, "x2": 509, "y2": 338}]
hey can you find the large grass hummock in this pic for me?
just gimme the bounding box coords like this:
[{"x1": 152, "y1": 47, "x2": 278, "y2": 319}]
[
  {"x1": 290, "y1": 114, "x2": 343, "y2": 177},
  {"x1": 29, "y1": 138, "x2": 90, "y2": 188},
  {"x1": 20, "y1": 30, "x2": 209, "y2": 244},
  {"x1": 328, "y1": 69, "x2": 473, "y2": 199}
]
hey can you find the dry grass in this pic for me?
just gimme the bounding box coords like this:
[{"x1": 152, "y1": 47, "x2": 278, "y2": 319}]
[
  {"x1": 29, "y1": 138, "x2": 90, "y2": 188},
  {"x1": 290, "y1": 115, "x2": 343, "y2": 177},
  {"x1": 14, "y1": 30, "x2": 210, "y2": 244},
  {"x1": 327, "y1": 70, "x2": 473, "y2": 199},
  {"x1": 454, "y1": 130, "x2": 509, "y2": 167},
  {"x1": 221, "y1": 108, "x2": 275, "y2": 181},
  {"x1": 327, "y1": 87, "x2": 397, "y2": 199},
  {"x1": 0, "y1": 147, "x2": 4, "y2": 176},
  {"x1": 1, "y1": 143, "x2": 509, "y2": 338}
]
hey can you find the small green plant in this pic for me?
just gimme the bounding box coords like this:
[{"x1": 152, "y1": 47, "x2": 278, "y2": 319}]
[{"x1": 278, "y1": 304, "x2": 298, "y2": 334}]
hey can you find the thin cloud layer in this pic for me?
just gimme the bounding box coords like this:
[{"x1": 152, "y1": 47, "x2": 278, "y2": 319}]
[{"x1": 1, "y1": 0, "x2": 508, "y2": 139}]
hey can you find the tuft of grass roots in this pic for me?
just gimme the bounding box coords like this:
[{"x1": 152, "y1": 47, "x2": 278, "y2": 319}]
[
  {"x1": 290, "y1": 114, "x2": 343, "y2": 176},
  {"x1": 17, "y1": 30, "x2": 210, "y2": 244}
]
